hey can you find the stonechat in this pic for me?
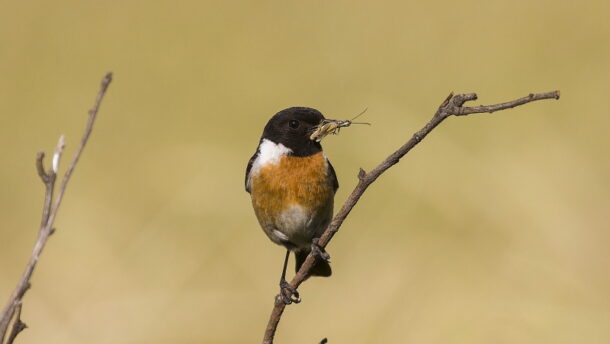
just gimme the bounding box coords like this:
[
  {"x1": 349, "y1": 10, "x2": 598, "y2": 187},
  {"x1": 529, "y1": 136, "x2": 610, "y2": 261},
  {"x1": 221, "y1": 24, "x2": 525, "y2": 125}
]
[{"x1": 246, "y1": 107, "x2": 339, "y2": 304}]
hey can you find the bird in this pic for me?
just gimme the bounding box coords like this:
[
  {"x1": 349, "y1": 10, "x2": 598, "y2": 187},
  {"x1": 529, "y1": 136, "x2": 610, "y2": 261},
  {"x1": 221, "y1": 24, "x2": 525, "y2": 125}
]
[{"x1": 245, "y1": 107, "x2": 339, "y2": 304}]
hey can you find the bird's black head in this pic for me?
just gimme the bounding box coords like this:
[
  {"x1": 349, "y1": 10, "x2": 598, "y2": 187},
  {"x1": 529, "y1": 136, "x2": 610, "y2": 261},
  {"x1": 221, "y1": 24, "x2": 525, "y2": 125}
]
[{"x1": 261, "y1": 107, "x2": 325, "y2": 157}]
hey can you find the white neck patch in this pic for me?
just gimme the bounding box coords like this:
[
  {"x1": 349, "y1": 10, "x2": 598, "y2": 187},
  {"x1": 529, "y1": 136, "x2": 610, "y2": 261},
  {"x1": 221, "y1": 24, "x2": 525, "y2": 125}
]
[{"x1": 251, "y1": 138, "x2": 292, "y2": 176}]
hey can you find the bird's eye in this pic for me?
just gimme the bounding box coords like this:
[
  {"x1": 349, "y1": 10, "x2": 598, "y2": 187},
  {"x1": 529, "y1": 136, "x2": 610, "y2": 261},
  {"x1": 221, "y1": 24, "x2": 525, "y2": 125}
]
[{"x1": 288, "y1": 120, "x2": 300, "y2": 129}]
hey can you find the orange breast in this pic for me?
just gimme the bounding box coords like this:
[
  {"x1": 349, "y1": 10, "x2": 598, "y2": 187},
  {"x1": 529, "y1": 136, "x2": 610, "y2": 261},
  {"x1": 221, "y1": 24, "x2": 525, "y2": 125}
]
[
  {"x1": 250, "y1": 152, "x2": 334, "y2": 245},
  {"x1": 251, "y1": 152, "x2": 332, "y2": 213}
]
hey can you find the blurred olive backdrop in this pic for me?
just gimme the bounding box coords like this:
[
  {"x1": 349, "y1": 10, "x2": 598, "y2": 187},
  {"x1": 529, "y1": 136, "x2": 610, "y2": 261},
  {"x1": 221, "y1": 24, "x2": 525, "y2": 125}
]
[{"x1": 1, "y1": 1, "x2": 608, "y2": 343}]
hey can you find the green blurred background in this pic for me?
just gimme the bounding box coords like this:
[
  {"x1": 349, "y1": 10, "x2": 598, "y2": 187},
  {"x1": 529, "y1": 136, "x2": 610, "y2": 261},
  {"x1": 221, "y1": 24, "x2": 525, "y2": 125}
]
[{"x1": 1, "y1": 1, "x2": 608, "y2": 343}]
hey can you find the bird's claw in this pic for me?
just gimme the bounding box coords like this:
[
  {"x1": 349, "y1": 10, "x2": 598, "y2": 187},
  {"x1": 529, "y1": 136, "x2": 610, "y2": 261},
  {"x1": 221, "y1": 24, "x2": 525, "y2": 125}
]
[
  {"x1": 278, "y1": 279, "x2": 301, "y2": 305},
  {"x1": 311, "y1": 238, "x2": 330, "y2": 261}
]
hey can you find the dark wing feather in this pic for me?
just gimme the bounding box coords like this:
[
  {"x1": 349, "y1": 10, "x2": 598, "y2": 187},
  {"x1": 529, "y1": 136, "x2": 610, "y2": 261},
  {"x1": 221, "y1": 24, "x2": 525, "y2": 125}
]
[
  {"x1": 245, "y1": 152, "x2": 257, "y2": 193},
  {"x1": 327, "y1": 159, "x2": 339, "y2": 193}
]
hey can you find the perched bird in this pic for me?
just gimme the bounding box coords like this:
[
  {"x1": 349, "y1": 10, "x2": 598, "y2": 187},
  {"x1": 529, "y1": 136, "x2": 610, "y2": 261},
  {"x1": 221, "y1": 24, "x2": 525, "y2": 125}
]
[{"x1": 245, "y1": 107, "x2": 339, "y2": 304}]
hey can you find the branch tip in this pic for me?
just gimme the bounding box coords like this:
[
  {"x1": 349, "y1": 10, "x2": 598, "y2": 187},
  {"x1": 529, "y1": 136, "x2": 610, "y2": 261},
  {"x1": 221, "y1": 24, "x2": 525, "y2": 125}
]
[
  {"x1": 357, "y1": 168, "x2": 366, "y2": 180},
  {"x1": 52, "y1": 135, "x2": 66, "y2": 174},
  {"x1": 103, "y1": 72, "x2": 113, "y2": 83},
  {"x1": 440, "y1": 92, "x2": 454, "y2": 107},
  {"x1": 35, "y1": 152, "x2": 48, "y2": 182}
]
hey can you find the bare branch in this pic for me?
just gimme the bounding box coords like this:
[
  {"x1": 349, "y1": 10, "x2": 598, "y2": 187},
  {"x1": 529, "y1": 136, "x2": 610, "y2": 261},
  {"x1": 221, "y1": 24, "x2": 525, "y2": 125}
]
[
  {"x1": 262, "y1": 90, "x2": 560, "y2": 344},
  {"x1": 0, "y1": 73, "x2": 113, "y2": 343},
  {"x1": 5, "y1": 303, "x2": 26, "y2": 344},
  {"x1": 47, "y1": 73, "x2": 112, "y2": 231},
  {"x1": 454, "y1": 90, "x2": 560, "y2": 116}
]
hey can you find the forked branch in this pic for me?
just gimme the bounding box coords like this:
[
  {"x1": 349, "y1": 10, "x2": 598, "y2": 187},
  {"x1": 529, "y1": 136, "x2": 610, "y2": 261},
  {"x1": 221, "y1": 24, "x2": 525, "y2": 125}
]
[
  {"x1": 0, "y1": 73, "x2": 113, "y2": 343},
  {"x1": 262, "y1": 90, "x2": 560, "y2": 344}
]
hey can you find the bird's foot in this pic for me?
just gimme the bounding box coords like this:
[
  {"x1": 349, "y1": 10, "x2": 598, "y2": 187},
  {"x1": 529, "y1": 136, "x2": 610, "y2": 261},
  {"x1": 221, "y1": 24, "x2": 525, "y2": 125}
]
[
  {"x1": 311, "y1": 238, "x2": 330, "y2": 262},
  {"x1": 278, "y1": 279, "x2": 301, "y2": 305}
]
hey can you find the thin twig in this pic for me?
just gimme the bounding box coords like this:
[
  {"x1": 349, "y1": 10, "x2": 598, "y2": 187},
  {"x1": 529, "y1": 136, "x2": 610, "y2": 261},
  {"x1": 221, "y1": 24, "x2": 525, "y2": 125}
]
[
  {"x1": 0, "y1": 73, "x2": 113, "y2": 343},
  {"x1": 262, "y1": 90, "x2": 560, "y2": 344}
]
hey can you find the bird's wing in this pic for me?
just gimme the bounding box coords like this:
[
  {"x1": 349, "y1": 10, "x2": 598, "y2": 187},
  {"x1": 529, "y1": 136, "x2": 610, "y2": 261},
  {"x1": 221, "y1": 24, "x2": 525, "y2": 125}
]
[
  {"x1": 327, "y1": 159, "x2": 339, "y2": 193},
  {"x1": 245, "y1": 151, "x2": 257, "y2": 193}
]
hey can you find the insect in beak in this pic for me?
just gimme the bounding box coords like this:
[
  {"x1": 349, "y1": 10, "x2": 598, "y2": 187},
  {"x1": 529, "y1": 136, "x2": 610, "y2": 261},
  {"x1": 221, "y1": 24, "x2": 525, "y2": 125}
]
[{"x1": 309, "y1": 108, "x2": 371, "y2": 142}]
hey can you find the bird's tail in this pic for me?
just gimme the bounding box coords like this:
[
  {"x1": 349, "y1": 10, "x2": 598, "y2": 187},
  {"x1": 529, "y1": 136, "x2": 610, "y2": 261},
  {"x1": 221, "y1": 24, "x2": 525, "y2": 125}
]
[{"x1": 295, "y1": 249, "x2": 331, "y2": 277}]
